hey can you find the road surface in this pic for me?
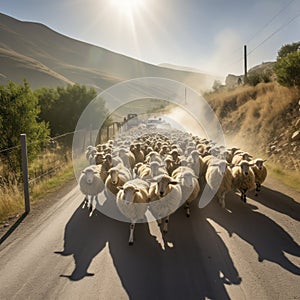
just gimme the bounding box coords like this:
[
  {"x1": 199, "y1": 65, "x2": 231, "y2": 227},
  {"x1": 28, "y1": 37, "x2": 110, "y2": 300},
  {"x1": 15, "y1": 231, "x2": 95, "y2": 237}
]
[{"x1": 0, "y1": 177, "x2": 299, "y2": 300}]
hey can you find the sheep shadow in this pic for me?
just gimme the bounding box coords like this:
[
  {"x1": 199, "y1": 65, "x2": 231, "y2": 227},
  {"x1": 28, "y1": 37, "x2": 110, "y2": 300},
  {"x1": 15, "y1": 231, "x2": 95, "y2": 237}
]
[
  {"x1": 207, "y1": 192, "x2": 300, "y2": 275},
  {"x1": 55, "y1": 196, "x2": 241, "y2": 299},
  {"x1": 249, "y1": 186, "x2": 300, "y2": 221}
]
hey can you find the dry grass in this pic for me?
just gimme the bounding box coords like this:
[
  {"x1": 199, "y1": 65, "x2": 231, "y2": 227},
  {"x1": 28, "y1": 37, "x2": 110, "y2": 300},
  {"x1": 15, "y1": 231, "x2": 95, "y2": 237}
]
[
  {"x1": 0, "y1": 148, "x2": 74, "y2": 224},
  {"x1": 0, "y1": 181, "x2": 24, "y2": 223},
  {"x1": 206, "y1": 82, "x2": 300, "y2": 190}
]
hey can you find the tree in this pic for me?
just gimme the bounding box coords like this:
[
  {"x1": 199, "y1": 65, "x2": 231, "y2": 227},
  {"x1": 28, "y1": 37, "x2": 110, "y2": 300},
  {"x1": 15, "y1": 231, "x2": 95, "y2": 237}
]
[
  {"x1": 0, "y1": 80, "x2": 49, "y2": 170},
  {"x1": 36, "y1": 84, "x2": 110, "y2": 136},
  {"x1": 277, "y1": 42, "x2": 300, "y2": 59},
  {"x1": 274, "y1": 42, "x2": 300, "y2": 88}
]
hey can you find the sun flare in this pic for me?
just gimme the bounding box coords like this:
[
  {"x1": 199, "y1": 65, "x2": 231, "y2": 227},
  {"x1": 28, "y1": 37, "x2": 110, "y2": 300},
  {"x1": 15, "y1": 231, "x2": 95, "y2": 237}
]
[{"x1": 111, "y1": 0, "x2": 144, "y2": 15}]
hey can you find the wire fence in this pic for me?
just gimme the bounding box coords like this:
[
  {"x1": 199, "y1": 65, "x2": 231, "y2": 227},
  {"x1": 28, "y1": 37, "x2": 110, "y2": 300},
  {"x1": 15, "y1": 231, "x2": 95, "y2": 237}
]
[{"x1": 0, "y1": 122, "x2": 123, "y2": 222}]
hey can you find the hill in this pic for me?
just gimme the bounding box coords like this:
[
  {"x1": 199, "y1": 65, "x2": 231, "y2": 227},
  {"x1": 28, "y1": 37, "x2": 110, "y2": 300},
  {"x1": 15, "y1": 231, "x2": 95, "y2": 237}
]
[
  {"x1": 206, "y1": 82, "x2": 300, "y2": 171},
  {"x1": 0, "y1": 13, "x2": 216, "y2": 91}
]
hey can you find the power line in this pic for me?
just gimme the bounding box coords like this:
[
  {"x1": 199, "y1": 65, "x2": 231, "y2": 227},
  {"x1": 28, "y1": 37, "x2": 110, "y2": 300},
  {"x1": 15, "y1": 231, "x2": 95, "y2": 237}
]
[
  {"x1": 223, "y1": 0, "x2": 297, "y2": 70},
  {"x1": 247, "y1": 13, "x2": 300, "y2": 56},
  {"x1": 245, "y1": 0, "x2": 296, "y2": 45}
]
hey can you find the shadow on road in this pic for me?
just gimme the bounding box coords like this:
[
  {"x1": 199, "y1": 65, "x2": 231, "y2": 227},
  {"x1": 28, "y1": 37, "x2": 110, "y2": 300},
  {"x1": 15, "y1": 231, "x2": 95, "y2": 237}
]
[
  {"x1": 250, "y1": 186, "x2": 300, "y2": 221},
  {"x1": 207, "y1": 192, "x2": 300, "y2": 275},
  {"x1": 0, "y1": 212, "x2": 28, "y2": 246},
  {"x1": 55, "y1": 197, "x2": 241, "y2": 300}
]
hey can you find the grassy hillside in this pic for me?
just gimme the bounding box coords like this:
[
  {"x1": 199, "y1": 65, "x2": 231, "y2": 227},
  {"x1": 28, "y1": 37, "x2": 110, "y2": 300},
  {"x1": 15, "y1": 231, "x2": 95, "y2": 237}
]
[
  {"x1": 206, "y1": 82, "x2": 300, "y2": 171},
  {"x1": 0, "y1": 13, "x2": 216, "y2": 91}
]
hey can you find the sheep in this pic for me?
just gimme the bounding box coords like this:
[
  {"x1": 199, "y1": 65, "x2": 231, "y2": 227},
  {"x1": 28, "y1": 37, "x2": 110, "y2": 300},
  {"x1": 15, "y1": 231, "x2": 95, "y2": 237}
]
[
  {"x1": 205, "y1": 159, "x2": 233, "y2": 208},
  {"x1": 95, "y1": 151, "x2": 105, "y2": 165},
  {"x1": 85, "y1": 145, "x2": 96, "y2": 161},
  {"x1": 200, "y1": 154, "x2": 215, "y2": 181},
  {"x1": 144, "y1": 151, "x2": 164, "y2": 164},
  {"x1": 130, "y1": 143, "x2": 145, "y2": 163},
  {"x1": 187, "y1": 150, "x2": 204, "y2": 178},
  {"x1": 105, "y1": 164, "x2": 132, "y2": 196},
  {"x1": 231, "y1": 151, "x2": 253, "y2": 166},
  {"x1": 224, "y1": 147, "x2": 240, "y2": 163},
  {"x1": 137, "y1": 161, "x2": 168, "y2": 180},
  {"x1": 164, "y1": 156, "x2": 177, "y2": 176},
  {"x1": 159, "y1": 145, "x2": 170, "y2": 157},
  {"x1": 148, "y1": 174, "x2": 182, "y2": 233},
  {"x1": 116, "y1": 179, "x2": 150, "y2": 245},
  {"x1": 86, "y1": 148, "x2": 97, "y2": 165},
  {"x1": 118, "y1": 148, "x2": 136, "y2": 170},
  {"x1": 172, "y1": 166, "x2": 200, "y2": 217},
  {"x1": 98, "y1": 153, "x2": 114, "y2": 183},
  {"x1": 231, "y1": 160, "x2": 256, "y2": 203},
  {"x1": 250, "y1": 158, "x2": 267, "y2": 196},
  {"x1": 79, "y1": 165, "x2": 105, "y2": 217}
]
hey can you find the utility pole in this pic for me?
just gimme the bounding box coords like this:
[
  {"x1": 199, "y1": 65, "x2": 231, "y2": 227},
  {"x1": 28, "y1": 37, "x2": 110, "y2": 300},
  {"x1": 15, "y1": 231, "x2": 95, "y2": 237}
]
[{"x1": 244, "y1": 45, "x2": 248, "y2": 83}]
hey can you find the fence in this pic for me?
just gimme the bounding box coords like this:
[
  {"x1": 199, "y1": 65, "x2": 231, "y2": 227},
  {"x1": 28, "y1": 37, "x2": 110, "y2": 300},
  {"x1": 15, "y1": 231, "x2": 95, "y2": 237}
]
[{"x1": 0, "y1": 122, "x2": 125, "y2": 223}]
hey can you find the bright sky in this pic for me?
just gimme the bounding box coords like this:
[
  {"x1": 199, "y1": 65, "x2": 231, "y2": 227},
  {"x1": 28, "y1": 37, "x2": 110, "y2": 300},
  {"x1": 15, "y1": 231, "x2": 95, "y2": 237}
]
[{"x1": 0, "y1": 0, "x2": 299, "y2": 78}]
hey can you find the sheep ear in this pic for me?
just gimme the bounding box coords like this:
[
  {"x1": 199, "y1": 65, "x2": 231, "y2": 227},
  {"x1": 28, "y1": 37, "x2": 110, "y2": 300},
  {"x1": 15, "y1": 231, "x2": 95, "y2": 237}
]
[
  {"x1": 192, "y1": 175, "x2": 199, "y2": 179},
  {"x1": 249, "y1": 163, "x2": 255, "y2": 166},
  {"x1": 263, "y1": 159, "x2": 267, "y2": 162},
  {"x1": 146, "y1": 178, "x2": 157, "y2": 183},
  {"x1": 135, "y1": 188, "x2": 139, "y2": 192},
  {"x1": 117, "y1": 186, "x2": 124, "y2": 190}
]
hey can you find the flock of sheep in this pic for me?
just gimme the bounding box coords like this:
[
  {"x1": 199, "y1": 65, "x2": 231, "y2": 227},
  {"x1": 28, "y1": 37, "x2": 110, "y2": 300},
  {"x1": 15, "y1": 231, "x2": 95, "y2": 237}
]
[{"x1": 79, "y1": 124, "x2": 267, "y2": 245}]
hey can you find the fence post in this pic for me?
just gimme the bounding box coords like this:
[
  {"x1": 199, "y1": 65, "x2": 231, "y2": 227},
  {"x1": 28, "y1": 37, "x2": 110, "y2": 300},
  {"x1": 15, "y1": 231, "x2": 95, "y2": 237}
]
[
  {"x1": 89, "y1": 124, "x2": 93, "y2": 145},
  {"x1": 20, "y1": 134, "x2": 30, "y2": 213}
]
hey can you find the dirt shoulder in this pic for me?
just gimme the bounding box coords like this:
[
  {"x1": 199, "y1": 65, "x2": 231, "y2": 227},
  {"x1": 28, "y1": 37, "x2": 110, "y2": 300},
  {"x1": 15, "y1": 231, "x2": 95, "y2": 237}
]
[{"x1": 0, "y1": 178, "x2": 77, "y2": 243}]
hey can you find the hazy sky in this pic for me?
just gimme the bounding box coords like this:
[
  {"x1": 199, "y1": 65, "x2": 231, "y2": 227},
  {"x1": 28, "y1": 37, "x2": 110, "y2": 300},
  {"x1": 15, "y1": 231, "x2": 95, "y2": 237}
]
[{"x1": 0, "y1": 0, "x2": 299, "y2": 78}]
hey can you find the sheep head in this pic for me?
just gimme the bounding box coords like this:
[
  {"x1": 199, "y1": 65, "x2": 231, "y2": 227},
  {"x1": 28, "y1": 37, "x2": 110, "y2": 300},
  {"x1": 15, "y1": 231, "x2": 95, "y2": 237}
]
[
  {"x1": 237, "y1": 160, "x2": 255, "y2": 176},
  {"x1": 178, "y1": 171, "x2": 198, "y2": 188},
  {"x1": 82, "y1": 168, "x2": 98, "y2": 184},
  {"x1": 151, "y1": 174, "x2": 178, "y2": 197},
  {"x1": 253, "y1": 158, "x2": 267, "y2": 170},
  {"x1": 118, "y1": 185, "x2": 139, "y2": 205}
]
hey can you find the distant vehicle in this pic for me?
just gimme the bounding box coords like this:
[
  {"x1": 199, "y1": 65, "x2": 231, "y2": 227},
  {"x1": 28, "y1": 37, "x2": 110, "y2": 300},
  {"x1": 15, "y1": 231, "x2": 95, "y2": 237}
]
[
  {"x1": 146, "y1": 116, "x2": 169, "y2": 129},
  {"x1": 125, "y1": 113, "x2": 139, "y2": 129}
]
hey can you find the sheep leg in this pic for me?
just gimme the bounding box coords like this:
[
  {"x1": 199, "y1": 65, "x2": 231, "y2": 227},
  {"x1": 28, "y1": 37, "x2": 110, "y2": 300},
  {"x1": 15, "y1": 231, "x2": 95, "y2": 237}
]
[
  {"x1": 82, "y1": 195, "x2": 88, "y2": 209},
  {"x1": 219, "y1": 194, "x2": 225, "y2": 208},
  {"x1": 255, "y1": 183, "x2": 261, "y2": 196},
  {"x1": 129, "y1": 223, "x2": 135, "y2": 245},
  {"x1": 89, "y1": 195, "x2": 98, "y2": 217},
  {"x1": 240, "y1": 190, "x2": 247, "y2": 203},
  {"x1": 162, "y1": 216, "x2": 169, "y2": 234},
  {"x1": 185, "y1": 203, "x2": 191, "y2": 217}
]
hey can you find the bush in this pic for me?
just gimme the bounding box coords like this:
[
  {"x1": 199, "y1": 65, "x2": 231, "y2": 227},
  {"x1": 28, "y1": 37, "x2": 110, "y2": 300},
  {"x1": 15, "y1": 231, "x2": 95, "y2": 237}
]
[{"x1": 274, "y1": 42, "x2": 300, "y2": 88}]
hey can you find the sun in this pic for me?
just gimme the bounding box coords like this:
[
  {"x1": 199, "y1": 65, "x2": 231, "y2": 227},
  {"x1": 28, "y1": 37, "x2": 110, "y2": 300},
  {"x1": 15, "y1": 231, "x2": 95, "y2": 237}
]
[{"x1": 111, "y1": 0, "x2": 144, "y2": 16}]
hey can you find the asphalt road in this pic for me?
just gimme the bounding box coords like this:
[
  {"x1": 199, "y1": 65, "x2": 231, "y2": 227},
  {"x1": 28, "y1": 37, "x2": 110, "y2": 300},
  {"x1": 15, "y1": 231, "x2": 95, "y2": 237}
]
[{"x1": 0, "y1": 177, "x2": 299, "y2": 300}]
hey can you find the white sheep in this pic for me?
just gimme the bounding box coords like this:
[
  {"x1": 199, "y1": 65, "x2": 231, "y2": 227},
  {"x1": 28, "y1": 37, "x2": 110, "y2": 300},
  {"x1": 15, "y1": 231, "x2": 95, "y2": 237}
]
[
  {"x1": 205, "y1": 159, "x2": 233, "y2": 208},
  {"x1": 144, "y1": 151, "x2": 164, "y2": 165},
  {"x1": 148, "y1": 174, "x2": 182, "y2": 233},
  {"x1": 231, "y1": 160, "x2": 256, "y2": 203},
  {"x1": 172, "y1": 166, "x2": 200, "y2": 217},
  {"x1": 116, "y1": 178, "x2": 150, "y2": 245},
  {"x1": 250, "y1": 158, "x2": 267, "y2": 196},
  {"x1": 187, "y1": 150, "x2": 204, "y2": 178},
  {"x1": 138, "y1": 161, "x2": 168, "y2": 180},
  {"x1": 118, "y1": 148, "x2": 136, "y2": 170},
  {"x1": 79, "y1": 165, "x2": 105, "y2": 217},
  {"x1": 85, "y1": 145, "x2": 96, "y2": 161},
  {"x1": 105, "y1": 164, "x2": 132, "y2": 196}
]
